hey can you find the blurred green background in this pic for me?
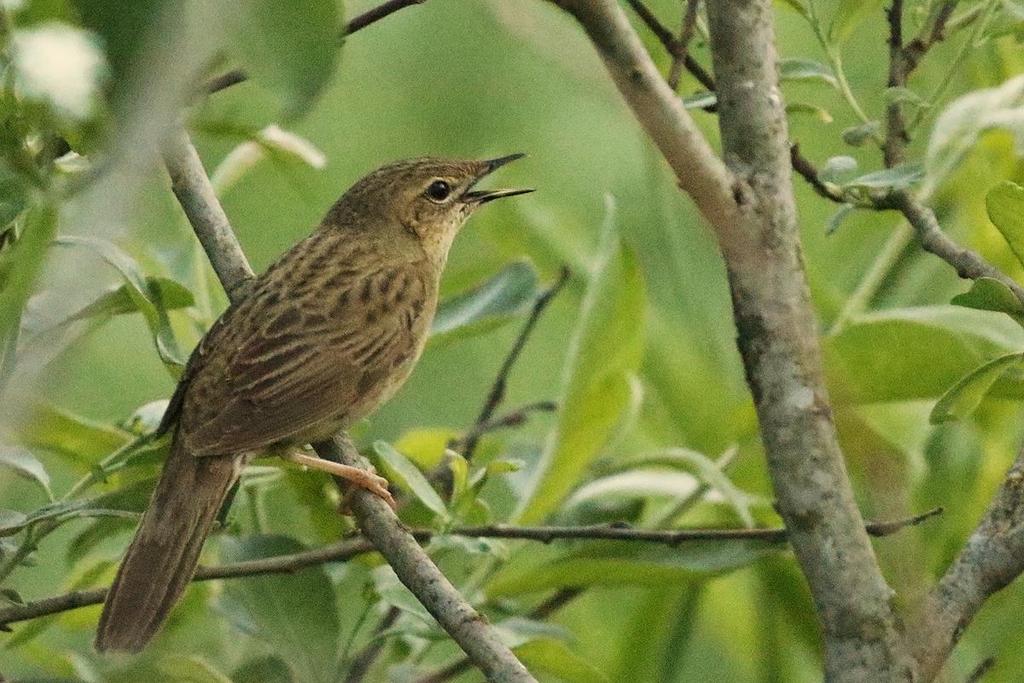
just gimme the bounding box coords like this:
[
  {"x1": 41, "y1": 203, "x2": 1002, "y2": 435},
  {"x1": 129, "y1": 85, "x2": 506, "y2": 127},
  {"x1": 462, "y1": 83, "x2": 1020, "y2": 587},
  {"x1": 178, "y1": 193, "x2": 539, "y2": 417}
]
[{"x1": 2, "y1": 0, "x2": 1024, "y2": 680}]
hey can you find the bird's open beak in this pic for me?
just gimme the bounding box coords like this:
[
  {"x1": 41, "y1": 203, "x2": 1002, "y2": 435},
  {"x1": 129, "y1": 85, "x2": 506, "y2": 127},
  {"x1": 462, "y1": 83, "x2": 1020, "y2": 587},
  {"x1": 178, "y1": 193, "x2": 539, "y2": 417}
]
[{"x1": 462, "y1": 153, "x2": 534, "y2": 204}]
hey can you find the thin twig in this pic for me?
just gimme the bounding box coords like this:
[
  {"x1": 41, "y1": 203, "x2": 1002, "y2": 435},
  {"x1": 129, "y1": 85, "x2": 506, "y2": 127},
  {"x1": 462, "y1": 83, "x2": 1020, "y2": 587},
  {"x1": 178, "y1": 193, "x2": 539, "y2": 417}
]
[
  {"x1": 880, "y1": 191, "x2": 1024, "y2": 305},
  {"x1": 0, "y1": 510, "x2": 940, "y2": 629},
  {"x1": 965, "y1": 656, "x2": 996, "y2": 683},
  {"x1": 903, "y1": 0, "x2": 960, "y2": 74},
  {"x1": 789, "y1": 143, "x2": 844, "y2": 203},
  {"x1": 205, "y1": 0, "x2": 428, "y2": 94},
  {"x1": 344, "y1": 606, "x2": 401, "y2": 683},
  {"x1": 625, "y1": 0, "x2": 716, "y2": 96},
  {"x1": 451, "y1": 401, "x2": 557, "y2": 451},
  {"x1": 461, "y1": 267, "x2": 570, "y2": 461},
  {"x1": 667, "y1": 0, "x2": 701, "y2": 90}
]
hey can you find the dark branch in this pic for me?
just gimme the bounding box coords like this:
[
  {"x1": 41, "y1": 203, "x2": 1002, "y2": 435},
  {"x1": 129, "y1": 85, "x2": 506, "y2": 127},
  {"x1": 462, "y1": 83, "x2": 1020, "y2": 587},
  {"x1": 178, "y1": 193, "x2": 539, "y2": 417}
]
[
  {"x1": 884, "y1": 0, "x2": 910, "y2": 167},
  {"x1": 880, "y1": 191, "x2": 1024, "y2": 304},
  {"x1": 344, "y1": 606, "x2": 401, "y2": 683},
  {"x1": 903, "y1": 0, "x2": 959, "y2": 74},
  {"x1": 668, "y1": 0, "x2": 702, "y2": 91},
  {"x1": 461, "y1": 267, "x2": 570, "y2": 461},
  {"x1": 965, "y1": 656, "x2": 996, "y2": 683},
  {"x1": 0, "y1": 510, "x2": 939, "y2": 629},
  {"x1": 625, "y1": 0, "x2": 716, "y2": 97},
  {"x1": 789, "y1": 143, "x2": 844, "y2": 203},
  {"x1": 452, "y1": 401, "x2": 557, "y2": 451},
  {"x1": 205, "y1": 0, "x2": 428, "y2": 95}
]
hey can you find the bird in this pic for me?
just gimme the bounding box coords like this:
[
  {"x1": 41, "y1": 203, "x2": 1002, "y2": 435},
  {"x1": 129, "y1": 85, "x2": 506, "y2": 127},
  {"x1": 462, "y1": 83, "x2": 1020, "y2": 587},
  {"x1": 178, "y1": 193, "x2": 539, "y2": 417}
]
[{"x1": 95, "y1": 154, "x2": 533, "y2": 653}]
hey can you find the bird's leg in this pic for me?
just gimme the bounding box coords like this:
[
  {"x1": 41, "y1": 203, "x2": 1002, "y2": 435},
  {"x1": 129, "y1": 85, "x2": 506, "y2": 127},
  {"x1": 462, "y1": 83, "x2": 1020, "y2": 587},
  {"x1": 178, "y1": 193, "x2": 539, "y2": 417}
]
[{"x1": 283, "y1": 448, "x2": 397, "y2": 509}]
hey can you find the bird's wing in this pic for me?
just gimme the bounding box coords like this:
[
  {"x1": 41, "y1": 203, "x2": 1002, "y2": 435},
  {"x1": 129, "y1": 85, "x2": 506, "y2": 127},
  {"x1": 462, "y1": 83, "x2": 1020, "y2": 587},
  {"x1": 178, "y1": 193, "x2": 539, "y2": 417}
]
[{"x1": 180, "y1": 264, "x2": 430, "y2": 457}]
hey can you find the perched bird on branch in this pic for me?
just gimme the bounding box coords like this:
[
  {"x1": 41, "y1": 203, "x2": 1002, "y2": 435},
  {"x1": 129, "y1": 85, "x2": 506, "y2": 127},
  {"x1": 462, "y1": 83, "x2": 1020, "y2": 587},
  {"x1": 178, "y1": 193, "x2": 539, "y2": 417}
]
[{"x1": 95, "y1": 155, "x2": 532, "y2": 653}]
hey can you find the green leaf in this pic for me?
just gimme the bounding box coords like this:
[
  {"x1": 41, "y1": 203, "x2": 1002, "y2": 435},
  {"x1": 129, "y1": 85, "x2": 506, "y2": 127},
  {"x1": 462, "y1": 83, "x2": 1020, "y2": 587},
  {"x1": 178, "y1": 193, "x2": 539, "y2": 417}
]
[
  {"x1": 515, "y1": 639, "x2": 610, "y2": 683},
  {"x1": 775, "y1": 0, "x2": 811, "y2": 21},
  {"x1": 220, "y1": 535, "x2": 341, "y2": 683},
  {"x1": 211, "y1": 125, "x2": 327, "y2": 195},
  {"x1": 488, "y1": 539, "x2": 776, "y2": 596},
  {"x1": 844, "y1": 163, "x2": 924, "y2": 191},
  {"x1": 951, "y1": 277, "x2": 1024, "y2": 326},
  {"x1": 0, "y1": 446, "x2": 52, "y2": 499},
  {"x1": 779, "y1": 58, "x2": 837, "y2": 88},
  {"x1": 986, "y1": 181, "x2": 1024, "y2": 270},
  {"x1": 157, "y1": 656, "x2": 233, "y2": 683},
  {"x1": 392, "y1": 427, "x2": 460, "y2": 470},
  {"x1": 121, "y1": 399, "x2": 171, "y2": 435},
  {"x1": 825, "y1": 306, "x2": 1024, "y2": 403},
  {"x1": 222, "y1": 0, "x2": 341, "y2": 118},
  {"x1": 830, "y1": 0, "x2": 887, "y2": 44},
  {"x1": 785, "y1": 102, "x2": 833, "y2": 123},
  {"x1": 931, "y1": 353, "x2": 1024, "y2": 423},
  {"x1": 0, "y1": 499, "x2": 137, "y2": 536},
  {"x1": 50, "y1": 276, "x2": 193, "y2": 329},
  {"x1": 826, "y1": 204, "x2": 856, "y2": 235},
  {"x1": 232, "y1": 656, "x2": 294, "y2": 683},
  {"x1": 613, "y1": 448, "x2": 755, "y2": 527},
  {"x1": 372, "y1": 441, "x2": 448, "y2": 521},
  {"x1": 0, "y1": 509, "x2": 28, "y2": 535},
  {"x1": 4, "y1": 557, "x2": 112, "y2": 648},
  {"x1": 820, "y1": 156, "x2": 858, "y2": 184},
  {"x1": 567, "y1": 470, "x2": 700, "y2": 506},
  {"x1": 926, "y1": 75, "x2": 1024, "y2": 184},
  {"x1": 430, "y1": 260, "x2": 539, "y2": 344},
  {"x1": 517, "y1": 201, "x2": 646, "y2": 523},
  {"x1": 842, "y1": 121, "x2": 881, "y2": 147},
  {"x1": 371, "y1": 564, "x2": 435, "y2": 625},
  {"x1": 54, "y1": 236, "x2": 186, "y2": 374},
  {"x1": 0, "y1": 204, "x2": 57, "y2": 374},
  {"x1": 16, "y1": 404, "x2": 130, "y2": 468},
  {"x1": 884, "y1": 86, "x2": 926, "y2": 108},
  {"x1": 682, "y1": 91, "x2": 717, "y2": 110}
]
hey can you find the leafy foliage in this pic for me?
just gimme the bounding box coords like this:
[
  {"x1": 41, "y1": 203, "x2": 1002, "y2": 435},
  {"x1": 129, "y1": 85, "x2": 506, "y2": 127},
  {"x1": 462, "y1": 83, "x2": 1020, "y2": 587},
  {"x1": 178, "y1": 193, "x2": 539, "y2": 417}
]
[{"x1": 1, "y1": 0, "x2": 1024, "y2": 681}]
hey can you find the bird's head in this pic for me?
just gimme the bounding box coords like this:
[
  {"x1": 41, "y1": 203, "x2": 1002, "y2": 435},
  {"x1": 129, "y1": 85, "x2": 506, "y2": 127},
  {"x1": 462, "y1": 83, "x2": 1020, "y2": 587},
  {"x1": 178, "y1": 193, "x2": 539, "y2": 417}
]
[{"x1": 327, "y1": 155, "x2": 533, "y2": 263}]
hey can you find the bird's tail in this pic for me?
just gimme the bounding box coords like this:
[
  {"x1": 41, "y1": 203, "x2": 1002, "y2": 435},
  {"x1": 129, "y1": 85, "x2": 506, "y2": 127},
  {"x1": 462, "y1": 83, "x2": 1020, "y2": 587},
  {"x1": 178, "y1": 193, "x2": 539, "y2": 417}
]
[{"x1": 95, "y1": 433, "x2": 241, "y2": 653}]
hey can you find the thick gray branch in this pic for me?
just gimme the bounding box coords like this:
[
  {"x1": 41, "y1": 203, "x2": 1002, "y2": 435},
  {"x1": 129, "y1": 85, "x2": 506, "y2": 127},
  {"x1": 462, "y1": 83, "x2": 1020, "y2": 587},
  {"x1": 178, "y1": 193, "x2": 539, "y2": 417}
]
[
  {"x1": 161, "y1": 131, "x2": 533, "y2": 683},
  {"x1": 705, "y1": 4, "x2": 912, "y2": 678},
  {"x1": 909, "y1": 446, "x2": 1024, "y2": 680},
  {"x1": 551, "y1": 0, "x2": 913, "y2": 678}
]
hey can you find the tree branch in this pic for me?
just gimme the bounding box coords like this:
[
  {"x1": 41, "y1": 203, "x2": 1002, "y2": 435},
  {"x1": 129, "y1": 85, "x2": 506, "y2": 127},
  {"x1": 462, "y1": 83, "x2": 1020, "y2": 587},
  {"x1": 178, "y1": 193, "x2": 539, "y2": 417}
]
[
  {"x1": 908, "y1": 444, "x2": 1024, "y2": 681},
  {"x1": 0, "y1": 510, "x2": 939, "y2": 629},
  {"x1": 161, "y1": 130, "x2": 532, "y2": 682},
  {"x1": 667, "y1": 0, "x2": 701, "y2": 91},
  {"x1": 884, "y1": 0, "x2": 911, "y2": 167},
  {"x1": 461, "y1": 266, "x2": 569, "y2": 460},
  {"x1": 703, "y1": 6, "x2": 912, "y2": 675},
  {"x1": 903, "y1": 0, "x2": 959, "y2": 74},
  {"x1": 205, "y1": 0, "x2": 428, "y2": 94},
  {"x1": 549, "y1": 0, "x2": 914, "y2": 677},
  {"x1": 882, "y1": 190, "x2": 1024, "y2": 304},
  {"x1": 416, "y1": 588, "x2": 585, "y2": 683}
]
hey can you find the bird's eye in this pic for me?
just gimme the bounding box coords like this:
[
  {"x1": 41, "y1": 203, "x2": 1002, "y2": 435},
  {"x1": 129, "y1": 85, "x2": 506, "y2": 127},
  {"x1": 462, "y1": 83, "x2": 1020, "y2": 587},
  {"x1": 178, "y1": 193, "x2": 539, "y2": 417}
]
[{"x1": 425, "y1": 179, "x2": 452, "y2": 202}]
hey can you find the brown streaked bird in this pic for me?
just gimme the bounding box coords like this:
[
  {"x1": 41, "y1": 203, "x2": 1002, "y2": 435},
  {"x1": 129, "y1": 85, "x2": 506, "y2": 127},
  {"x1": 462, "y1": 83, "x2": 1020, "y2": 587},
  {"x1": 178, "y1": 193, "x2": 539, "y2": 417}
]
[{"x1": 95, "y1": 155, "x2": 532, "y2": 653}]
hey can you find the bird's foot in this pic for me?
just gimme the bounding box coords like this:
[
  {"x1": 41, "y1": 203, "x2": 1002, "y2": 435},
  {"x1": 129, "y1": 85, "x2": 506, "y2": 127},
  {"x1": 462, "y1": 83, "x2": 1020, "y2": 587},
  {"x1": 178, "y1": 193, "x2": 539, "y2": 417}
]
[{"x1": 284, "y1": 450, "x2": 397, "y2": 510}]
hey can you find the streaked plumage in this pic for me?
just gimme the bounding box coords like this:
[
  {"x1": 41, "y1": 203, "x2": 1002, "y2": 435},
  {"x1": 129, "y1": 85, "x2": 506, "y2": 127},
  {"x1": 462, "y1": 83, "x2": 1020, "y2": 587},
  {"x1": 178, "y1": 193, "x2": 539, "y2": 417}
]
[{"x1": 95, "y1": 155, "x2": 531, "y2": 653}]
